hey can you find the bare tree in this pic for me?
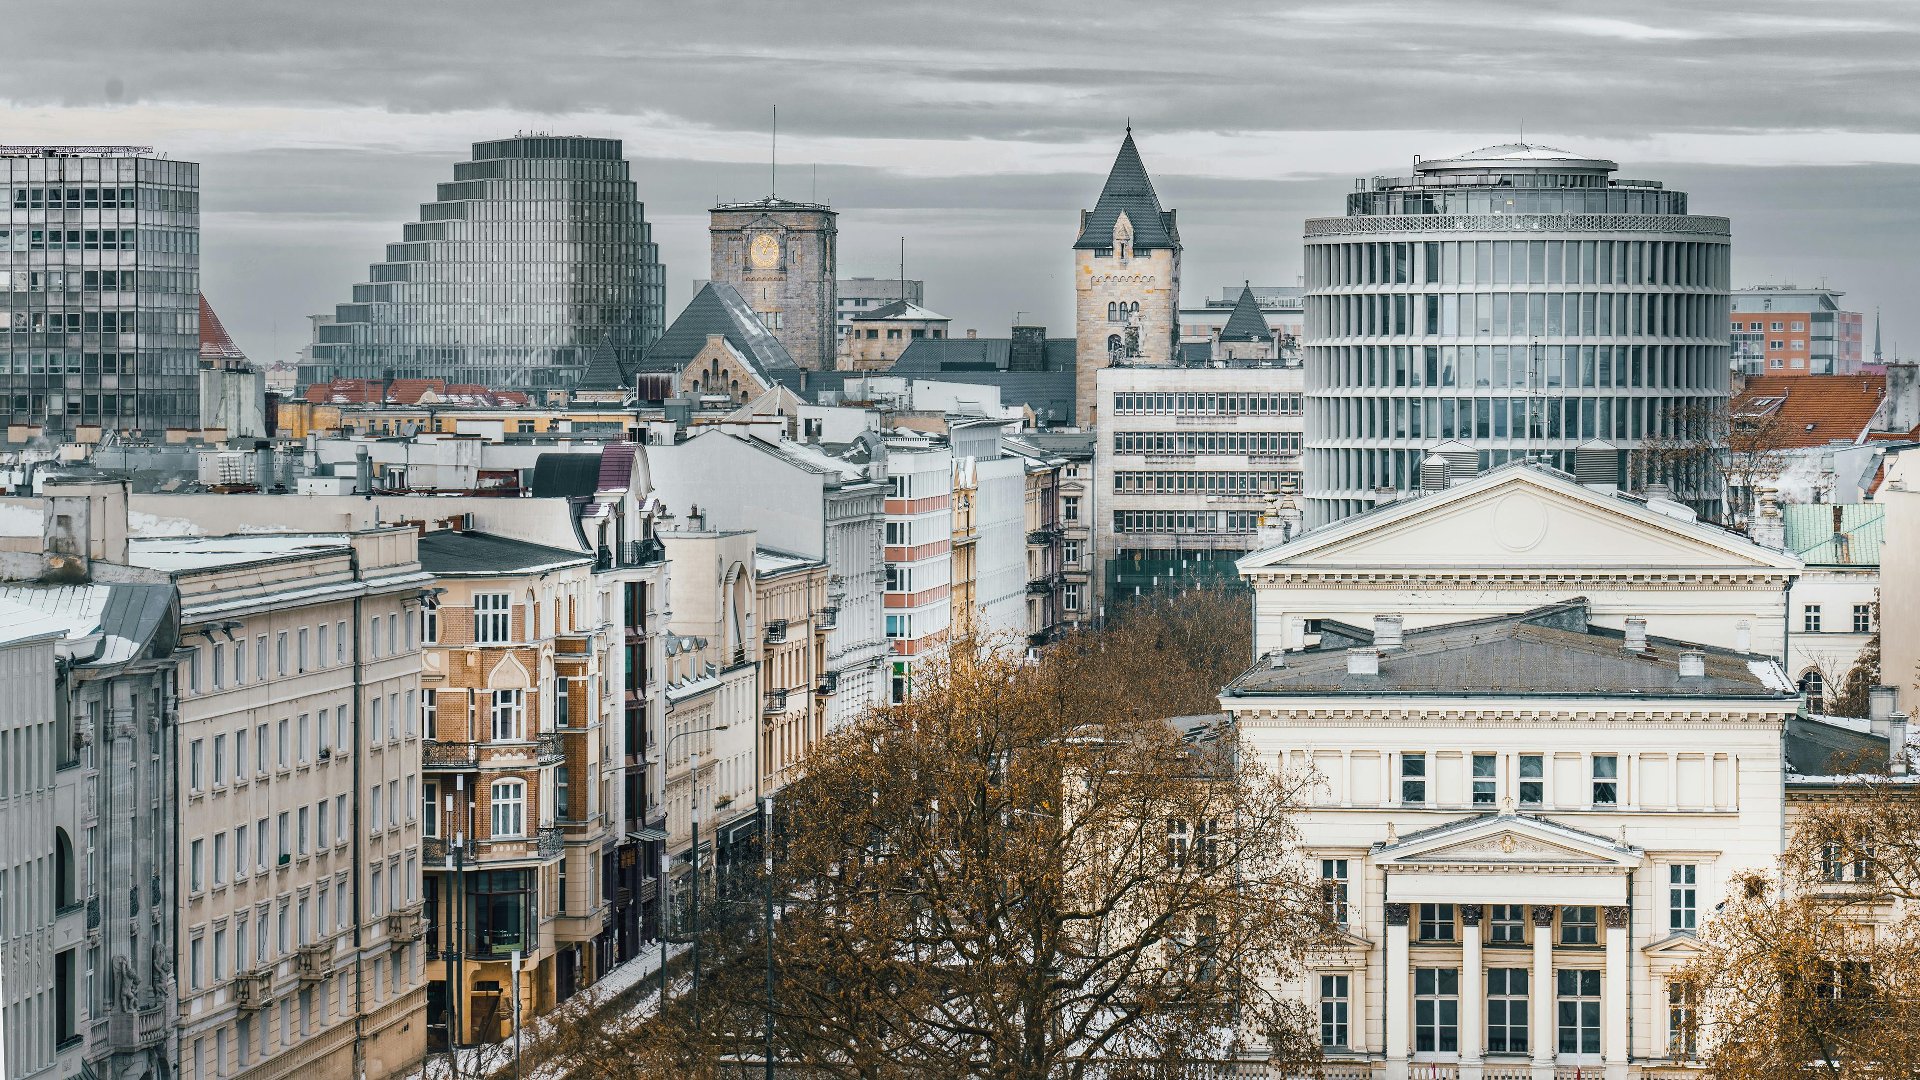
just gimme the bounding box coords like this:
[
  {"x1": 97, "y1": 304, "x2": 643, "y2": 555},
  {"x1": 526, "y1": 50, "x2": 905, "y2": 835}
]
[
  {"x1": 1634, "y1": 400, "x2": 1795, "y2": 526},
  {"x1": 565, "y1": 595, "x2": 1323, "y2": 1079},
  {"x1": 1676, "y1": 764, "x2": 1920, "y2": 1078}
]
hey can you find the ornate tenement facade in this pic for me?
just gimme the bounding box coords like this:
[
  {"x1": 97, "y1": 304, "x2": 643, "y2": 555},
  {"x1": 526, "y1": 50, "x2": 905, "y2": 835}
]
[
  {"x1": 708, "y1": 198, "x2": 838, "y2": 370},
  {"x1": 1074, "y1": 130, "x2": 1182, "y2": 427}
]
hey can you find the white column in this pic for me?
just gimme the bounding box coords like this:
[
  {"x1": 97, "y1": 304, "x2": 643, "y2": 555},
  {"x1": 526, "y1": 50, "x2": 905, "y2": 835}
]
[
  {"x1": 1460, "y1": 905, "x2": 1484, "y2": 1080},
  {"x1": 1531, "y1": 905, "x2": 1556, "y2": 1080},
  {"x1": 1604, "y1": 906, "x2": 1630, "y2": 1080},
  {"x1": 1385, "y1": 903, "x2": 1411, "y2": 1080}
]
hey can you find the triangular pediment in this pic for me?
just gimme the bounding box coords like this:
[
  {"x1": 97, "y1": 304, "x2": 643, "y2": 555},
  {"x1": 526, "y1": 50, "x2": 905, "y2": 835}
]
[
  {"x1": 1378, "y1": 813, "x2": 1642, "y2": 870},
  {"x1": 1643, "y1": 931, "x2": 1703, "y2": 958},
  {"x1": 1241, "y1": 465, "x2": 1800, "y2": 574}
]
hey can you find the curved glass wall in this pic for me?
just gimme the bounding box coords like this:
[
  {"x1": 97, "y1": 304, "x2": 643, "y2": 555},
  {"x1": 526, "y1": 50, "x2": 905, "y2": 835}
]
[
  {"x1": 1303, "y1": 154, "x2": 1731, "y2": 527},
  {"x1": 300, "y1": 136, "x2": 665, "y2": 392}
]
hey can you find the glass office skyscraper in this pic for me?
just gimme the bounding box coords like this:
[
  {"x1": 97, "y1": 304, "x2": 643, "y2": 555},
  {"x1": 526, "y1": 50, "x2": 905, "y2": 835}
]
[
  {"x1": 0, "y1": 146, "x2": 200, "y2": 439},
  {"x1": 300, "y1": 136, "x2": 666, "y2": 392},
  {"x1": 1302, "y1": 144, "x2": 1731, "y2": 526}
]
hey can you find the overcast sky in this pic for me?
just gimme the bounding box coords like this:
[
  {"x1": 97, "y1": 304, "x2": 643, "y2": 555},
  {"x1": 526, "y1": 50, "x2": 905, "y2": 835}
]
[{"x1": 8, "y1": 0, "x2": 1920, "y2": 362}]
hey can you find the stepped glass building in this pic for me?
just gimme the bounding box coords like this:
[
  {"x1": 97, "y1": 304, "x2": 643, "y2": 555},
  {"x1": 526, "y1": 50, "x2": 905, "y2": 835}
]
[
  {"x1": 300, "y1": 136, "x2": 665, "y2": 393},
  {"x1": 0, "y1": 146, "x2": 201, "y2": 440},
  {"x1": 1301, "y1": 144, "x2": 1732, "y2": 527}
]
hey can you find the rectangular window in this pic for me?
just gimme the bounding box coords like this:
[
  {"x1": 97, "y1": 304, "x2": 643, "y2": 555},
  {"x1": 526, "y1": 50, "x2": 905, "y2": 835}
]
[
  {"x1": 191, "y1": 838, "x2": 205, "y2": 892},
  {"x1": 1669, "y1": 864, "x2": 1697, "y2": 930},
  {"x1": 421, "y1": 608, "x2": 439, "y2": 644},
  {"x1": 1519, "y1": 754, "x2": 1544, "y2": 806},
  {"x1": 213, "y1": 734, "x2": 227, "y2": 785},
  {"x1": 298, "y1": 807, "x2": 309, "y2": 855},
  {"x1": 297, "y1": 627, "x2": 309, "y2": 671},
  {"x1": 1487, "y1": 968, "x2": 1530, "y2": 1054},
  {"x1": 1418, "y1": 903, "x2": 1455, "y2": 942},
  {"x1": 371, "y1": 696, "x2": 384, "y2": 743},
  {"x1": 276, "y1": 632, "x2": 289, "y2": 676},
  {"x1": 1854, "y1": 603, "x2": 1874, "y2": 634},
  {"x1": 1490, "y1": 904, "x2": 1526, "y2": 944},
  {"x1": 1560, "y1": 906, "x2": 1598, "y2": 945},
  {"x1": 277, "y1": 718, "x2": 289, "y2": 767},
  {"x1": 1320, "y1": 974, "x2": 1350, "y2": 1048},
  {"x1": 1471, "y1": 753, "x2": 1497, "y2": 806},
  {"x1": 1591, "y1": 755, "x2": 1619, "y2": 806},
  {"x1": 491, "y1": 689, "x2": 525, "y2": 741},
  {"x1": 1803, "y1": 604, "x2": 1822, "y2": 633},
  {"x1": 1668, "y1": 983, "x2": 1698, "y2": 1059},
  {"x1": 1414, "y1": 968, "x2": 1460, "y2": 1053},
  {"x1": 213, "y1": 833, "x2": 226, "y2": 885},
  {"x1": 1320, "y1": 859, "x2": 1349, "y2": 924},
  {"x1": 1557, "y1": 969, "x2": 1602, "y2": 1055},
  {"x1": 1400, "y1": 752, "x2": 1427, "y2": 804},
  {"x1": 475, "y1": 593, "x2": 512, "y2": 644},
  {"x1": 420, "y1": 688, "x2": 437, "y2": 737},
  {"x1": 190, "y1": 738, "x2": 205, "y2": 790},
  {"x1": 423, "y1": 781, "x2": 439, "y2": 837},
  {"x1": 235, "y1": 824, "x2": 249, "y2": 878}
]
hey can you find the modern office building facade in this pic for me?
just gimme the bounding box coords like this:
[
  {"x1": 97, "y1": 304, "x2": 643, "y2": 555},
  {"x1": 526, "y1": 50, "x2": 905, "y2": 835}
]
[
  {"x1": 0, "y1": 146, "x2": 201, "y2": 440},
  {"x1": 1302, "y1": 144, "x2": 1733, "y2": 527},
  {"x1": 1729, "y1": 285, "x2": 1862, "y2": 376},
  {"x1": 299, "y1": 137, "x2": 666, "y2": 394}
]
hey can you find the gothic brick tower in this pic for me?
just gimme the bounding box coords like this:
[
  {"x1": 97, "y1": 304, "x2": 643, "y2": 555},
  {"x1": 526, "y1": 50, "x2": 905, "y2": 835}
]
[{"x1": 1073, "y1": 128, "x2": 1182, "y2": 426}]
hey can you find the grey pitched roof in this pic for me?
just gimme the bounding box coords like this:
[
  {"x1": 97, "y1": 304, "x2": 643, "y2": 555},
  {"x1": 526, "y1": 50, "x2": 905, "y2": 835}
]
[
  {"x1": 576, "y1": 341, "x2": 629, "y2": 391},
  {"x1": 1218, "y1": 282, "x2": 1271, "y2": 342},
  {"x1": 416, "y1": 531, "x2": 591, "y2": 575},
  {"x1": 636, "y1": 282, "x2": 797, "y2": 379},
  {"x1": 1784, "y1": 715, "x2": 1889, "y2": 776},
  {"x1": 888, "y1": 336, "x2": 1078, "y2": 425},
  {"x1": 1225, "y1": 600, "x2": 1793, "y2": 700},
  {"x1": 1073, "y1": 131, "x2": 1180, "y2": 252}
]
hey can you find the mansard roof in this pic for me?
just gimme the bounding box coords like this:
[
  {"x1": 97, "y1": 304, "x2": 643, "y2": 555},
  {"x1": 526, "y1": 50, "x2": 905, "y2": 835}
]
[
  {"x1": 636, "y1": 282, "x2": 798, "y2": 380},
  {"x1": 1224, "y1": 599, "x2": 1794, "y2": 700},
  {"x1": 1073, "y1": 131, "x2": 1180, "y2": 252},
  {"x1": 1218, "y1": 282, "x2": 1270, "y2": 342}
]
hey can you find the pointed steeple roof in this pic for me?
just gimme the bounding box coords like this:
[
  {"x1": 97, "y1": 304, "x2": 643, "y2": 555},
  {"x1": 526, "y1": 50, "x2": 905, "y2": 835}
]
[
  {"x1": 1218, "y1": 282, "x2": 1271, "y2": 342},
  {"x1": 636, "y1": 282, "x2": 798, "y2": 381},
  {"x1": 576, "y1": 340, "x2": 629, "y2": 391},
  {"x1": 1073, "y1": 130, "x2": 1180, "y2": 252}
]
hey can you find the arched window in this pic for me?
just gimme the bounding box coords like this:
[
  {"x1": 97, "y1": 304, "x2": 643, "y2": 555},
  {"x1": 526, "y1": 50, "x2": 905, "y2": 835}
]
[
  {"x1": 54, "y1": 828, "x2": 75, "y2": 909},
  {"x1": 1108, "y1": 335, "x2": 1124, "y2": 361},
  {"x1": 490, "y1": 780, "x2": 526, "y2": 837},
  {"x1": 1107, "y1": 302, "x2": 1118, "y2": 322},
  {"x1": 1129, "y1": 301, "x2": 1140, "y2": 318},
  {"x1": 1800, "y1": 669, "x2": 1826, "y2": 713}
]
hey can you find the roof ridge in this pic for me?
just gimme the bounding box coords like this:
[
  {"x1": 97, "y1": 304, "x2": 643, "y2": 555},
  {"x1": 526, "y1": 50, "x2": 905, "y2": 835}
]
[{"x1": 1217, "y1": 281, "x2": 1271, "y2": 342}]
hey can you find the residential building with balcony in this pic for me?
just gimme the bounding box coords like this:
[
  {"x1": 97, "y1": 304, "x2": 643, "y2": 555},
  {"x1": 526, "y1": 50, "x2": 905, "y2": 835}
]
[
  {"x1": 1017, "y1": 431, "x2": 1096, "y2": 628},
  {"x1": 883, "y1": 435, "x2": 954, "y2": 702},
  {"x1": 413, "y1": 531, "x2": 598, "y2": 1045},
  {"x1": 648, "y1": 427, "x2": 888, "y2": 726},
  {"x1": 128, "y1": 528, "x2": 432, "y2": 1080},
  {"x1": 753, "y1": 550, "x2": 828, "y2": 793},
  {"x1": 0, "y1": 478, "x2": 182, "y2": 1080},
  {"x1": 657, "y1": 524, "x2": 761, "y2": 909},
  {"x1": 1005, "y1": 434, "x2": 1066, "y2": 645}
]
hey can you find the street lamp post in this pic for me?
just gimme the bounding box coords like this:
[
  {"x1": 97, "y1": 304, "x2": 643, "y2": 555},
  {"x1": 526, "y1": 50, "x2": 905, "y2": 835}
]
[
  {"x1": 660, "y1": 724, "x2": 723, "y2": 1019},
  {"x1": 763, "y1": 794, "x2": 775, "y2": 1080}
]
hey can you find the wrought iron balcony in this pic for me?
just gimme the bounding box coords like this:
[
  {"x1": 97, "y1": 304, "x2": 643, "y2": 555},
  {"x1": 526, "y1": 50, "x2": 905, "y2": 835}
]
[
  {"x1": 537, "y1": 826, "x2": 564, "y2": 860},
  {"x1": 763, "y1": 619, "x2": 789, "y2": 644},
  {"x1": 536, "y1": 732, "x2": 564, "y2": 765},
  {"x1": 815, "y1": 671, "x2": 839, "y2": 696},
  {"x1": 1026, "y1": 574, "x2": 1063, "y2": 596},
  {"x1": 423, "y1": 835, "x2": 449, "y2": 863},
  {"x1": 1026, "y1": 526, "x2": 1062, "y2": 545},
  {"x1": 763, "y1": 689, "x2": 789, "y2": 713},
  {"x1": 621, "y1": 537, "x2": 666, "y2": 567},
  {"x1": 422, "y1": 740, "x2": 478, "y2": 770},
  {"x1": 816, "y1": 606, "x2": 838, "y2": 630}
]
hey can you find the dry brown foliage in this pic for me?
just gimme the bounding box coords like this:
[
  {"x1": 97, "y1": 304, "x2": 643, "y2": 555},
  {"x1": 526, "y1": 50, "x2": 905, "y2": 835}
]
[
  {"x1": 1675, "y1": 769, "x2": 1920, "y2": 1079},
  {"x1": 543, "y1": 592, "x2": 1321, "y2": 1079}
]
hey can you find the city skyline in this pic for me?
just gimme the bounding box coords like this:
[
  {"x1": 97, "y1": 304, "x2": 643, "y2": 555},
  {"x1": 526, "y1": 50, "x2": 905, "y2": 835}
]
[{"x1": 2, "y1": 0, "x2": 1916, "y2": 367}]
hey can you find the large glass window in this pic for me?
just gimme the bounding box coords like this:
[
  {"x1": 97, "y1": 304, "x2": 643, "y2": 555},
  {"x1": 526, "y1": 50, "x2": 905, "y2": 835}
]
[
  {"x1": 1669, "y1": 865, "x2": 1697, "y2": 930},
  {"x1": 474, "y1": 592, "x2": 512, "y2": 644},
  {"x1": 1487, "y1": 968, "x2": 1529, "y2": 1054},
  {"x1": 491, "y1": 689, "x2": 525, "y2": 741},
  {"x1": 1591, "y1": 755, "x2": 1619, "y2": 806},
  {"x1": 464, "y1": 869, "x2": 531, "y2": 958},
  {"x1": 1472, "y1": 753, "x2": 1497, "y2": 806},
  {"x1": 489, "y1": 780, "x2": 525, "y2": 838},
  {"x1": 1414, "y1": 968, "x2": 1460, "y2": 1053},
  {"x1": 1519, "y1": 754, "x2": 1544, "y2": 806},
  {"x1": 1320, "y1": 974, "x2": 1350, "y2": 1048},
  {"x1": 1557, "y1": 969, "x2": 1602, "y2": 1055}
]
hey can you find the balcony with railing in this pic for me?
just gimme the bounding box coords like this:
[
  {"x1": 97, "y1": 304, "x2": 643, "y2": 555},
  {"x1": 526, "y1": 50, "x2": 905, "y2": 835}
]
[
  {"x1": 816, "y1": 606, "x2": 838, "y2": 630},
  {"x1": 423, "y1": 740, "x2": 479, "y2": 770},
  {"x1": 764, "y1": 689, "x2": 789, "y2": 714},
  {"x1": 297, "y1": 941, "x2": 335, "y2": 982},
  {"x1": 1026, "y1": 574, "x2": 1063, "y2": 597},
  {"x1": 386, "y1": 905, "x2": 426, "y2": 943},
  {"x1": 536, "y1": 732, "x2": 564, "y2": 765},
  {"x1": 763, "y1": 619, "x2": 789, "y2": 644},
  {"x1": 815, "y1": 672, "x2": 839, "y2": 696},
  {"x1": 233, "y1": 969, "x2": 272, "y2": 1010}
]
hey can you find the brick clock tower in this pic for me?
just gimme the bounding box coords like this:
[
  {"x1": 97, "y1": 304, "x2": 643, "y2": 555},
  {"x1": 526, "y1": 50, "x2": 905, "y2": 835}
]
[
  {"x1": 710, "y1": 197, "x2": 839, "y2": 370},
  {"x1": 1074, "y1": 129, "x2": 1182, "y2": 427}
]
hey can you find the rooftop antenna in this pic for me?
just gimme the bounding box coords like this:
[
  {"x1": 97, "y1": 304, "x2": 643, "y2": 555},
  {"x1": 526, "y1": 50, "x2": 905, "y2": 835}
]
[
  {"x1": 899, "y1": 236, "x2": 906, "y2": 304},
  {"x1": 771, "y1": 105, "x2": 777, "y2": 198}
]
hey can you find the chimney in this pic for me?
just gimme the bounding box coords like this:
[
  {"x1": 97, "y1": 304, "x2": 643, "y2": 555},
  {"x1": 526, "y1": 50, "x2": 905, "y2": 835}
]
[
  {"x1": 1869, "y1": 685, "x2": 1897, "y2": 733},
  {"x1": 1750, "y1": 487, "x2": 1786, "y2": 550},
  {"x1": 1734, "y1": 620, "x2": 1752, "y2": 653},
  {"x1": 966, "y1": 328, "x2": 978, "y2": 340},
  {"x1": 1890, "y1": 713, "x2": 1910, "y2": 775},
  {"x1": 1678, "y1": 650, "x2": 1706, "y2": 678},
  {"x1": 1347, "y1": 648, "x2": 1379, "y2": 676},
  {"x1": 1008, "y1": 325, "x2": 1047, "y2": 372},
  {"x1": 354, "y1": 445, "x2": 373, "y2": 495},
  {"x1": 1374, "y1": 615, "x2": 1404, "y2": 649},
  {"x1": 1624, "y1": 617, "x2": 1648, "y2": 653},
  {"x1": 1268, "y1": 650, "x2": 1285, "y2": 670}
]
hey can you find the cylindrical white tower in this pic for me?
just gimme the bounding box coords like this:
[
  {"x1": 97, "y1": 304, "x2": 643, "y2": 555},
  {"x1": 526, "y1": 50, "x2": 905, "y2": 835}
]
[{"x1": 1302, "y1": 143, "x2": 1731, "y2": 527}]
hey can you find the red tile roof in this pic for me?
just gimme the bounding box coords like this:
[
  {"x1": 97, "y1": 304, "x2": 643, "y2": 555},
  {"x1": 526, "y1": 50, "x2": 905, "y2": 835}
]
[
  {"x1": 1731, "y1": 374, "x2": 1885, "y2": 449},
  {"x1": 198, "y1": 295, "x2": 248, "y2": 361}
]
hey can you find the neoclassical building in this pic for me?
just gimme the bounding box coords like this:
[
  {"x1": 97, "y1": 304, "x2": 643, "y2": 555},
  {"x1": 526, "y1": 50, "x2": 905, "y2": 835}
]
[{"x1": 1222, "y1": 462, "x2": 1905, "y2": 1079}]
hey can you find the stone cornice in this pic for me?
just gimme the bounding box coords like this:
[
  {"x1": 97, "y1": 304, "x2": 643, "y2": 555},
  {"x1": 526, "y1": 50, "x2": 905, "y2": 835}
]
[
  {"x1": 1231, "y1": 705, "x2": 1787, "y2": 726},
  {"x1": 1242, "y1": 567, "x2": 1793, "y2": 588}
]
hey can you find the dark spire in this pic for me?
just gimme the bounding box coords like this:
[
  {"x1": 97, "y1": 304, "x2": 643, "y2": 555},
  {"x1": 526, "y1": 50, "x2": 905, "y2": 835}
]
[
  {"x1": 1218, "y1": 281, "x2": 1271, "y2": 342},
  {"x1": 576, "y1": 340, "x2": 629, "y2": 391},
  {"x1": 1073, "y1": 129, "x2": 1180, "y2": 252}
]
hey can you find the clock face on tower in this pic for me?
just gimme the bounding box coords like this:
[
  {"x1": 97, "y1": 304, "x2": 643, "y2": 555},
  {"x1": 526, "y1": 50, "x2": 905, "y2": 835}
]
[{"x1": 749, "y1": 233, "x2": 781, "y2": 270}]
